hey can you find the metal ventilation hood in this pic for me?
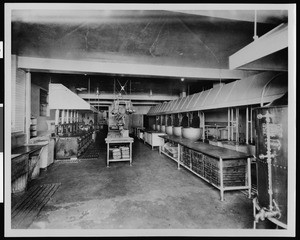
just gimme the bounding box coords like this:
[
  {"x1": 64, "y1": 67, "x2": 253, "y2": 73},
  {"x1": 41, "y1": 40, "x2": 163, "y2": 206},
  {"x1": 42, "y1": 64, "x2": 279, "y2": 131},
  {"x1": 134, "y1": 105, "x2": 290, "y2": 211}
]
[
  {"x1": 49, "y1": 83, "x2": 98, "y2": 112},
  {"x1": 147, "y1": 71, "x2": 288, "y2": 116},
  {"x1": 229, "y1": 23, "x2": 288, "y2": 70}
]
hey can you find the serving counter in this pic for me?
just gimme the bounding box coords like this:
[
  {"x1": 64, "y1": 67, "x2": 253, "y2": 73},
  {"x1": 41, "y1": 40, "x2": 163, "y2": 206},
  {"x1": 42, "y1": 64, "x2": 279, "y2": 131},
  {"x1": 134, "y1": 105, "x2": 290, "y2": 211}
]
[
  {"x1": 159, "y1": 135, "x2": 252, "y2": 201},
  {"x1": 105, "y1": 131, "x2": 134, "y2": 167}
]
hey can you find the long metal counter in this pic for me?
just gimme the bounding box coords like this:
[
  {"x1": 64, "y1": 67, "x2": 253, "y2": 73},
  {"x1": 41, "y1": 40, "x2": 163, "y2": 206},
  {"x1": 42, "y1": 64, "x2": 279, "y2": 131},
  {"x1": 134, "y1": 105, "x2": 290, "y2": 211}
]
[{"x1": 159, "y1": 135, "x2": 252, "y2": 201}]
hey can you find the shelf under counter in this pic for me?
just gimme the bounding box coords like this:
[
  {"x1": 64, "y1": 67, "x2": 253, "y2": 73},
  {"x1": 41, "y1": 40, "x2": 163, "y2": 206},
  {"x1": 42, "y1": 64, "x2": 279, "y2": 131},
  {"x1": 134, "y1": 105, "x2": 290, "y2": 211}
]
[{"x1": 159, "y1": 135, "x2": 252, "y2": 201}]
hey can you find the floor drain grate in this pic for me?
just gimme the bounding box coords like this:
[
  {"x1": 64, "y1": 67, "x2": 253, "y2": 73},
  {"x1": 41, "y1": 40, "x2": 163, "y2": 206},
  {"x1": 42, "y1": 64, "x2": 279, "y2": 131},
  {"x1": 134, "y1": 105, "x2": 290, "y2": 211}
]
[{"x1": 11, "y1": 183, "x2": 61, "y2": 229}]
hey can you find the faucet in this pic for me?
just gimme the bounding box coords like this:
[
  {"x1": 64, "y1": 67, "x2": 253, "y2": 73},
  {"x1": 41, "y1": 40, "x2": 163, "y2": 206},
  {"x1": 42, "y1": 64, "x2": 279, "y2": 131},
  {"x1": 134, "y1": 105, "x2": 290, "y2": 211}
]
[{"x1": 254, "y1": 207, "x2": 281, "y2": 223}]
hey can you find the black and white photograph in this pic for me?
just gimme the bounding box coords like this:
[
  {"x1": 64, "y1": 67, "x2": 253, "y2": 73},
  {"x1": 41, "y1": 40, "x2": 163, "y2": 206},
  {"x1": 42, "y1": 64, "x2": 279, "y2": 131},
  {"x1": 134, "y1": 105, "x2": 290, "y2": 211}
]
[{"x1": 3, "y1": 2, "x2": 296, "y2": 237}]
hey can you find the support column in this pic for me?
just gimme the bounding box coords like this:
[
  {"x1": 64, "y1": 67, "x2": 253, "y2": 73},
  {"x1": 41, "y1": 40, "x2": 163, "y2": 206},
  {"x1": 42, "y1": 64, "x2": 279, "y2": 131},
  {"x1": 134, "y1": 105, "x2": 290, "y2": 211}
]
[
  {"x1": 61, "y1": 110, "x2": 65, "y2": 124},
  {"x1": 236, "y1": 108, "x2": 239, "y2": 142},
  {"x1": 250, "y1": 107, "x2": 253, "y2": 144},
  {"x1": 246, "y1": 107, "x2": 249, "y2": 144},
  {"x1": 228, "y1": 108, "x2": 230, "y2": 140},
  {"x1": 66, "y1": 110, "x2": 69, "y2": 124},
  {"x1": 231, "y1": 108, "x2": 234, "y2": 140},
  {"x1": 55, "y1": 109, "x2": 59, "y2": 126},
  {"x1": 70, "y1": 110, "x2": 73, "y2": 123},
  {"x1": 25, "y1": 71, "x2": 31, "y2": 143}
]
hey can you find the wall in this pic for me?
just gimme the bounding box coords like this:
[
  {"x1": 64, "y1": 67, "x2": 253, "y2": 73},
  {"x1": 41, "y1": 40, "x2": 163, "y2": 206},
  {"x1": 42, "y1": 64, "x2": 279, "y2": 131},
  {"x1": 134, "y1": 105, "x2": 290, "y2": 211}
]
[
  {"x1": 204, "y1": 107, "x2": 248, "y2": 142},
  {"x1": 11, "y1": 55, "x2": 27, "y2": 148},
  {"x1": 31, "y1": 79, "x2": 52, "y2": 135},
  {"x1": 205, "y1": 109, "x2": 228, "y2": 123}
]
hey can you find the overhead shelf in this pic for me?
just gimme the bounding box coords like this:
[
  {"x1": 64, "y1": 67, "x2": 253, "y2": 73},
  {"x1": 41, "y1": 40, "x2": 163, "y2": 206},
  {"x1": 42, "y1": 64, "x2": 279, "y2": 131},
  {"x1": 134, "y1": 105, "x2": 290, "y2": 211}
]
[
  {"x1": 49, "y1": 83, "x2": 98, "y2": 112},
  {"x1": 147, "y1": 71, "x2": 288, "y2": 116}
]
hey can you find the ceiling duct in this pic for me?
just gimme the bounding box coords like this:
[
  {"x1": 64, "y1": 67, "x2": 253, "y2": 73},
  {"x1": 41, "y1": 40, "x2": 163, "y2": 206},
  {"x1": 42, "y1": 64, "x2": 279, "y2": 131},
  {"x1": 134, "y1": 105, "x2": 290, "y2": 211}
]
[{"x1": 147, "y1": 71, "x2": 288, "y2": 116}]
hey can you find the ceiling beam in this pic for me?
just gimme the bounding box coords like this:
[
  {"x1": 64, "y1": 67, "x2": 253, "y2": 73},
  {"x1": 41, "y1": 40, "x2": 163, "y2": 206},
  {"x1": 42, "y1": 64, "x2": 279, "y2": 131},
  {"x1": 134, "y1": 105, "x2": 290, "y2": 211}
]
[
  {"x1": 171, "y1": 10, "x2": 288, "y2": 24},
  {"x1": 89, "y1": 101, "x2": 162, "y2": 106},
  {"x1": 229, "y1": 23, "x2": 288, "y2": 70},
  {"x1": 17, "y1": 56, "x2": 253, "y2": 80},
  {"x1": 78, "y1": 93, "x2": 177, "y2": 101}
]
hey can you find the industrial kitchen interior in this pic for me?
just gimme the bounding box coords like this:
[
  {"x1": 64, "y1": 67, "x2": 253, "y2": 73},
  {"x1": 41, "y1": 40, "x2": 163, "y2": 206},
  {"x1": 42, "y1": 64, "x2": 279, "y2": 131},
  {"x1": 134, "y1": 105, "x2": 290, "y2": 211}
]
[{"x1": 5, "y1": 3, "x2": 296, "y2": 237}]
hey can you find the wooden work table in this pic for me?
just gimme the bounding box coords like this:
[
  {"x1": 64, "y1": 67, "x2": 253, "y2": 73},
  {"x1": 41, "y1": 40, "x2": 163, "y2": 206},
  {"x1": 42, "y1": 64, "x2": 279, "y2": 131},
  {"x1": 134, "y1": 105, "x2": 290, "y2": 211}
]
[
  {"x1": 12, "y1": 145, "x2": 45, "y2": 160},
  {"x1": 159, "y1": 135, "x2": 252, "y2": 201},
  {"x1": 11, "y1": 144, "x2": 46, "y2": 193},
  {"x1": 105, "y1": 131, "x2": 134, "y2": 167}
]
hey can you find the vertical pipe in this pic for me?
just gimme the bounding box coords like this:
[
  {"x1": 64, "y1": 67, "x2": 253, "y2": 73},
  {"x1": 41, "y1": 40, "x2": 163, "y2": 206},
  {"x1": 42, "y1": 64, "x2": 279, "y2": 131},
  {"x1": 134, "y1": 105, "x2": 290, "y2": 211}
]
[
  {"x1": 247, "y1": 157, "x2": 252, "y2": 199},
  {"x1": 66, "y1": 110, "x2": 69, "y2": 124},
  {"x1": 202, "y1": 112, "x2": 205, "y2": 142},
  {"x1": 231, "y1": 108, "x2": 234, "y2": 140},
  {"x1": 25, "y1": 71, "x2": 31, "y2": 143},
  {"x1": 228, "y1": 108, "x2": 230, "y2": 140},
  {"x1": 70, "y1": 110, "x2": 73, "y2": 123},
  {"x1": 55, "y1": 109, "x2": 59, "y2": 125},
  {"x1": 250, "y1": 107, "x2": 253, "y2": 143},
  {"x1": 236, "y1": 108, "x2": 239, "y2": 142},
  {"x1": 246, "y1": 107, "x2": 249, "y2": 144},
  {"x1": 61, "y1": 110, "x2": 65, "y2": 124},
  {"x1": 253, "y1": 10, "x2": 258, "y2": 41}
]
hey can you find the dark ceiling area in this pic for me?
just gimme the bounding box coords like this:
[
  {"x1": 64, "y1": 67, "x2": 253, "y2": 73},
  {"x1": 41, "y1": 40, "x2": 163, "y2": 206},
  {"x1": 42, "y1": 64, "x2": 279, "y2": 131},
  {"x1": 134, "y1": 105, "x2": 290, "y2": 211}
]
[
  {"x1": 13, "y1": 9, "x2": 288, "y2": 107},
  {"x1": 12, "y1": 10, "x2": 278, "y2": 69},
  {"x1": 31, "y1": 72, "x2": 222, "y2": 97}
]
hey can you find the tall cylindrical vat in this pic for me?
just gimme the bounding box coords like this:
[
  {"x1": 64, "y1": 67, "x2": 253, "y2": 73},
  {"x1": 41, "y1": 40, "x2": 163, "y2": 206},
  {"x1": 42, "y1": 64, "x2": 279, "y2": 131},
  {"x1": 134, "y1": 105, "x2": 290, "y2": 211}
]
[{"x1": 254, "y1": 105, "x2": 288, "y2": 227}]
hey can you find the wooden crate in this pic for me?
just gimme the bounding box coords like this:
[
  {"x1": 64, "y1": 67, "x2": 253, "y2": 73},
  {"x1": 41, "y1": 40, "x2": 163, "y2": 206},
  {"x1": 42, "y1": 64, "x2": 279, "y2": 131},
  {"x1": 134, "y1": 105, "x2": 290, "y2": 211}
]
[
  {"x1": 204, "y1": 155, "x2": 247, "y2": 187},
  {"x1": 191, "y1": 150, "x2": 204, "y2": 176}
]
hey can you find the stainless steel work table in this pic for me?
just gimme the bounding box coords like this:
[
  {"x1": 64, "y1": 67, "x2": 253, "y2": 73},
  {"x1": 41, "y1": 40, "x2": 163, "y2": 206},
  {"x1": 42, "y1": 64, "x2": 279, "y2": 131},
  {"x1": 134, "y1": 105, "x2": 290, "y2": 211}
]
[
  {"x1": 105, "y1": 131, "x2": 134, "y2": 167},
  {"x1": 159, "y1": 135, "x2": 252, "y2": 201}
]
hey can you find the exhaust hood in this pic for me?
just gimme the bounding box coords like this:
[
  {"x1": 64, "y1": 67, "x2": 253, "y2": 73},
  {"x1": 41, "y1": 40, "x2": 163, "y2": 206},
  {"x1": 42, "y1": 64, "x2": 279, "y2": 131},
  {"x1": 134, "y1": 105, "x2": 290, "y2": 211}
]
[
  {"x1": 147, "y1": 71, "x2": 288, "y2": 116},
  {"x1": 49, "y1": 83, "x2": 98, "y2": 112}
]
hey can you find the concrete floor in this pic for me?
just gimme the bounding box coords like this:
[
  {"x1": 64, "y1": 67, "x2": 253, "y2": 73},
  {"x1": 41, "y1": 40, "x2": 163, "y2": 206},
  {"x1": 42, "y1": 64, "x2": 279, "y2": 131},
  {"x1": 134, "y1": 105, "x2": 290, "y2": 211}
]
[{"x1": 24, "y1": 137, "x2": 255, "y2": 230}]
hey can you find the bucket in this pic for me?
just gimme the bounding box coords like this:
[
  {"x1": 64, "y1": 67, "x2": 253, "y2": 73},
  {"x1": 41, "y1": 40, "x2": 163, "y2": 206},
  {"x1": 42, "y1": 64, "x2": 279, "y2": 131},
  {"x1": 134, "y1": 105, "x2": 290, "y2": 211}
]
[
  {"x1": 166, "y1": 126, "x2": 173, "y2": 135},
  {"x1": 173, "y1": 126, "x2": 182, "y2": 137}
]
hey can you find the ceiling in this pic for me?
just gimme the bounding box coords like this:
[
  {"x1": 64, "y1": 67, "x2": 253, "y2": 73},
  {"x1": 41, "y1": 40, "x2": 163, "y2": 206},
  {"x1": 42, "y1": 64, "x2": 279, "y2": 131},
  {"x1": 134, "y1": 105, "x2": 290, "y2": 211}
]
[{"x1": 11, "y1": 7, "x2": 288, "y2": 109}]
